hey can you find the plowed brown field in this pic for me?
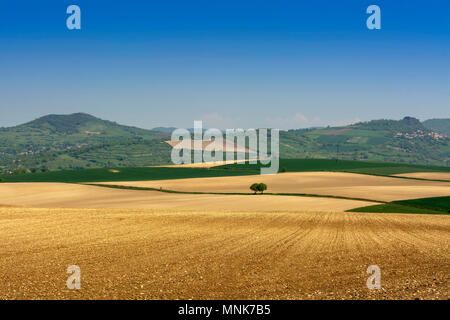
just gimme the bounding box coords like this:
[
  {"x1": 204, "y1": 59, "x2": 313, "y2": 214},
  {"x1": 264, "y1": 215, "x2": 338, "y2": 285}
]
[{"x1": 0, "y1": 208, "x2": 448, "y2": 300}]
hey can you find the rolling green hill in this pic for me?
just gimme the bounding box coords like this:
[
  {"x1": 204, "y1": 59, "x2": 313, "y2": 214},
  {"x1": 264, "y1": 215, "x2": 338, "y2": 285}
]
[
  {"x1": 0, "y1": 113, "x2": 172, "y2": 172},
  {"x1": 1, "y1": 114, "x2": 449, "y2": 173},
  {"x1": 279, "y1": 117, "x2": 450, "y2": 166}
]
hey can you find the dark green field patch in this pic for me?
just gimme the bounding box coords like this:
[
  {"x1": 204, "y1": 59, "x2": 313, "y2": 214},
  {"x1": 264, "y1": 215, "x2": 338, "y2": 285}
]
[
  {"x1": 347, "y1": 196, "x2": 450, "y2": 215},
  {"x1": 316, "y1": 135, "x2": 349, "y2": 144},
  {"x1": 0, "y1": 166, "x2": 257, "y2": 183},
  {"x1": 342, "y1": 166, "x2": 447, "y2": 176},
  {"x1": 346, "y1": 203, "x2": 446, "y2": 215},
  {"x1": 219, "y1": 158, "x2": 450, "y2": 176},
  {"x1": 394, "y1": 196, "x2": 450, "y2": 212},
  {"x1": 3, "y1": 158, "x2": 450, "y2": 183}
]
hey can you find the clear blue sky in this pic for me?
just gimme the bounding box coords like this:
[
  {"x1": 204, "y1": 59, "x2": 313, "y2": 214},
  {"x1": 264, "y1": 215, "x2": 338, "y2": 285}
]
[{"x1": 0, "y1": 0, "x2": 449, "y2": 129}]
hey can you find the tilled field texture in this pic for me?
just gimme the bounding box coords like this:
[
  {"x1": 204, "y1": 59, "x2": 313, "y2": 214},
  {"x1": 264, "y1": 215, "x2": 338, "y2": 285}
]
[{"x1": 0, "y1": 207, "x2": 448, "y2": 300}]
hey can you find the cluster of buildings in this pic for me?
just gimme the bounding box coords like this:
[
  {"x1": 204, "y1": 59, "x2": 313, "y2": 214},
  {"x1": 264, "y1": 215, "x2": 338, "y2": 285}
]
[{"x1": 394, "y1": 130, "x2": 448, "y2": 140}]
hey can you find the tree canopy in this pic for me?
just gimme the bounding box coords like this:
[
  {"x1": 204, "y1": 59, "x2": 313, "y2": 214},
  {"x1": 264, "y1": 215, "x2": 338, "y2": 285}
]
[{"x1": 250, "y1": 183, "x2": 267, "y2": 194}]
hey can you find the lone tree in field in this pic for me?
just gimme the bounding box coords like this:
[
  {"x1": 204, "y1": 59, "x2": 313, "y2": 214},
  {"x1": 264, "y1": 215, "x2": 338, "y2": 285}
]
[
  {"x1": 250, "y1": 183, "x2": 260, "y2": 194},
  {"x1": 258, "y1": 183, "x2": 267, "y2": 194},
  {"x1": 250, "y1": 183, "x2": 268, "y2": 194}
]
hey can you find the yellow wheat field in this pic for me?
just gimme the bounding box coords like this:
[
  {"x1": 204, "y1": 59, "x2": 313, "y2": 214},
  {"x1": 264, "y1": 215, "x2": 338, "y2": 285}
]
[
  {"x1": 0, "y1": 182, "x2": 373, "y2": 212},
  {"x1": 393, "y1": 172, "x2": 450, "y2": 181},
  {"x1": 96, "y1": 172, "x2": 450, "y2": 202}
]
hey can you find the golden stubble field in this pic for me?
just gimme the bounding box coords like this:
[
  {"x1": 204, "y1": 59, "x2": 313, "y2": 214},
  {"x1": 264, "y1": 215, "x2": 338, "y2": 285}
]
[
  {"x1": 96, "y1": 171, "x2": 450, "y2": 202},
  {"x1": 394, "y1": 172, "x2": 450, "y2": 181},
  {"x1": 0, "y1": 182, "x2": 374, "y2": 212},
  {"x1": 0, "y1": 207, "x2": 449, "y2": 300}
]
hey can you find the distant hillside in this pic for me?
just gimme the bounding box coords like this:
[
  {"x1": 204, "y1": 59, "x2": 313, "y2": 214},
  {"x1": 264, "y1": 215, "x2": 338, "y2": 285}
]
[
  {"x1": 423, "y1": 118, "x2": 450, "y2": 135},
  {"x1": 23, "y1": 113, "x2": 106, "y2": 134},
  {"x1": 151, "y1": 127, "x2": 178, "y2": 134},
  {"x1": 0, "y1": 113, "x2": 172, "y2": 172},
  {"x1": 1, "y1": 114, "x2": 449, "y2": 173},
  {"x1": 3, "y1": 112, "x2": 160, "y2": 141},
  {"x1": 280, "y1": 117, "x2": 449, "y2": 166}
]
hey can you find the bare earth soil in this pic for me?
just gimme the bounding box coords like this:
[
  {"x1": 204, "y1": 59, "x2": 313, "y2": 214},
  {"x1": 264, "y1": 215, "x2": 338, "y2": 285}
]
[
  {"x1": 0, "y1": 208, "x2": 448, "y2": 300},
  {"x1": 1, "y1": 172, "x2": 448, "y2": 300},
  {"x1": 96, "y1": 172, "x2": 450, "y2": 202}
]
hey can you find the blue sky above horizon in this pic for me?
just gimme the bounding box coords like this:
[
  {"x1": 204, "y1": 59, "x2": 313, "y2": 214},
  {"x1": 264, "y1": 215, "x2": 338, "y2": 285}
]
[{"x1": 1, "y1": 0, "x2": 449, "y2": 129}]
